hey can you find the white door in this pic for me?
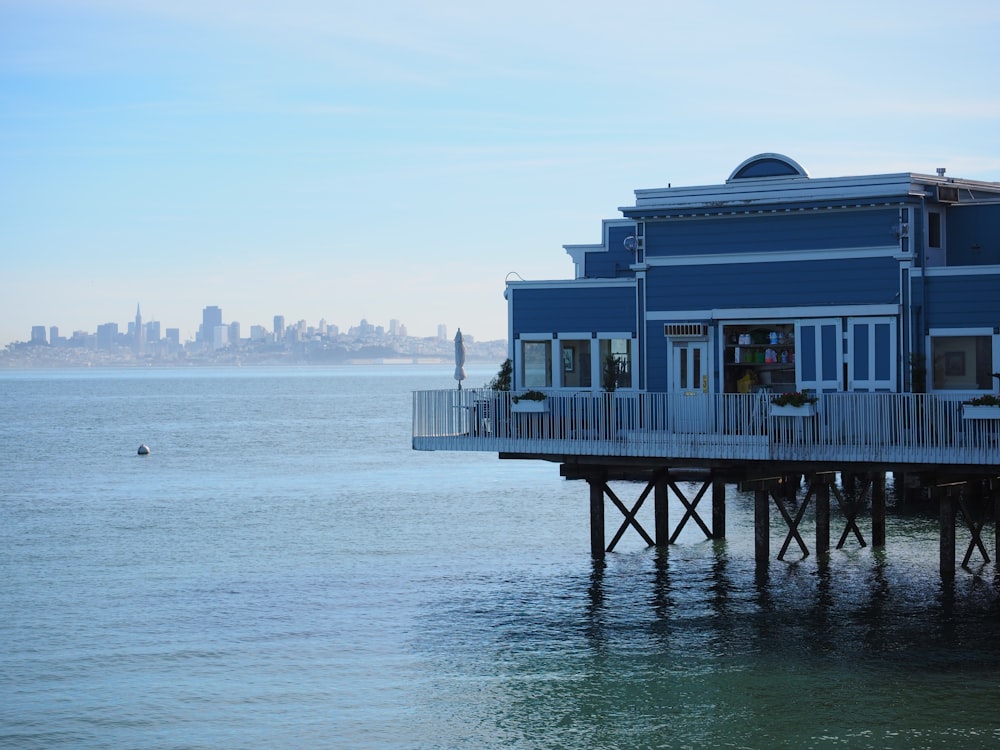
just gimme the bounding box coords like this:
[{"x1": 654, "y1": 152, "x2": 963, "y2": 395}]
[
  {"x1": 669, "y1": 340, "x2": 710, "y2": 431},
  {"x1": 796, "y1": 318, "x2": 843, "y2": 394},
  {"x1": 847, "y1": 317, "x2": 897, "y2": 392}
]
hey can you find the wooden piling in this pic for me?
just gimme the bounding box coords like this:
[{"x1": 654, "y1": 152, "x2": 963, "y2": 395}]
[
  {"x1": 872, "y1": 472, "x2": 886, "y2": 548},
  {"x1": 654, "y1": 471, "x2": 669, "y2": 546},
  {"x1": 754, "y1": 489, "x2": 769, "y2": 566},
  {"x1": 815, "y1": 478, "x2": 830, "y2": 555},
  {"x1": 712, "y1": 477, "x2": 726, "y2": 539},
  {"x1": 589, "y1": 474, "x2": 605, "y2": 558},
  {"x1": 939, "y1": 486, "x2": 956, "y2": 578}
]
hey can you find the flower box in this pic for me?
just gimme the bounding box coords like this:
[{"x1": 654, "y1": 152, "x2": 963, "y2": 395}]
[
  {"x1": 770, "y1": 403, "x2": 817, "y2": 417},
  {"x1": 512, "y1": 399, "x2": 549, "y2": 413},
  {"x1": 962, "y1": 405, "x2": 1000, "y2": 420}
]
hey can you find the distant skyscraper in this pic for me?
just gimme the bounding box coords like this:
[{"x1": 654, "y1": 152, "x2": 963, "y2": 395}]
[
  {"x1": 229, "y1": 321, "x2": 240, "y2": 345},
  {"x1": 133, "y1": 303, "x2": 145, "y2": 355},
  {"x1": 212, "y1": 325, "x2": 229, "y2": 350},
  {"x1": 145, "y1": 321, "x2": 160, "y2": 343},
  {"x1": 165, "y1": 328, "x2": 180, "y2": 346},
  {"x1": 201, "y1": 306, "x2": 223, "y2": 346},
  {"x1": 437, "y1": 324, "x2": 447, "y2": 341},
  {"x1": 49, "y1": 326, "x2": 59, "y2": 345},
  {"x1": 96, "y1": 323, "x2": 119, "y2": 351},
  {"x1": 30, "y1": 326, "x2": 47, "y2": 344},
  {"x1": 273, "y1": 315, "x2": 285, "y2": 342}
]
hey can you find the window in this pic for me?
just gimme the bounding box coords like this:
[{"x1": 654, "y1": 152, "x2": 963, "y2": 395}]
[
  {"x1": 520, "y1": 340, "x2": 552, "y2": 388},
  {"x1": 931, "y1": 335, "x2": 993, "y2": 390},
  {"x1": 599, "y1": 338, "x2": 632, "y2": 389},
  {"x1": 928, "y1": 212, "x2": 941, "y2": 248},
  {"x1": 560, "y1": 339, "x2": 591, "y2": 388}
]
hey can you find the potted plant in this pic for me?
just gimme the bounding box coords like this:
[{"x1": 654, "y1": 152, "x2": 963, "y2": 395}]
[
  {"x1": 770, "y1": 390, "x2": 818, "y2": 416},
  {"x1": 961, "y1": 394, "x2": 1000, "y2": 420},
  {"x1": 511, "y1": 389, "x2": 548, "y2": 412}
]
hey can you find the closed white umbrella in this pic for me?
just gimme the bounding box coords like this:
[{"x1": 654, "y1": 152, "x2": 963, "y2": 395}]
[{"x1": 454, "y1": 329, "x2": 467, "y2": 390}]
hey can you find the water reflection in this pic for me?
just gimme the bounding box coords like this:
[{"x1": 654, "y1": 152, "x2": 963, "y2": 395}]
[{"x1": 414, "y1": 489, "x2": 1000, "y2": 748}]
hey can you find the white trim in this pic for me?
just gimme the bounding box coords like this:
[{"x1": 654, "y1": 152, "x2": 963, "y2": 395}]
[
  {"x1": 913, "y1": 265, "x2": 1000, "y2": 277},
  {"x1": 646, "y1": 310, "x2": 714, "y2": 321},
  {"x1": 643, "y1": 245, "x2": 899, "y2": 267},
  {"x1": 622, "y1": 171, "x2": 1000, "y2": 213},
  {"x1": 646, "y1": 304, "x2": 898, "y2": 320},
  {"x1": 928, "y1": 326, "x2": 995, "y2": 336},
  {"x1": 507, "y1": 278, "x2": 636, "y2": 290}
]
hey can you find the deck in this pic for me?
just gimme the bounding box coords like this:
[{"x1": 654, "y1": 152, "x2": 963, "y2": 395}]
[{"x1": 413, "y1": 390, "x2": 1000, "y2": 476}]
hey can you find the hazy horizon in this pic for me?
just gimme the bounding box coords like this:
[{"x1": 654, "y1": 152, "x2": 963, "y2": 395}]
[
  {"x1": 4, "y1": 304, "x2": 501, "y2": 347},
  {"x1": 4, "y1": 1, "x2": 999, "y2": 349}
]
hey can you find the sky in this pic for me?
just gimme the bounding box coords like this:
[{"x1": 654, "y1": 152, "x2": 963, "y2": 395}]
[{"x1": 2, "y1": 0, "x2": 999, "y2": 346}]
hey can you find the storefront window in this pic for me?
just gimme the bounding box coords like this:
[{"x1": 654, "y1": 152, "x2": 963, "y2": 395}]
[
  {"x1": 599, "y1": 339, "x2": 632, "y2": 389},
  {"x1": 521, "y1": 340, "x2": 552, "y2": 388},
  {"x1": 931, "y1": 335, "x2": 993, "y2": 390},
  {"x1": 560, "y1": 339, "x2": 591, "y2": 388}
]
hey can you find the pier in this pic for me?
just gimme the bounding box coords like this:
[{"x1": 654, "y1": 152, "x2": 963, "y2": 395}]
[{"x1": 413, "y1": 389, "x2": 1000, "y2": 577}]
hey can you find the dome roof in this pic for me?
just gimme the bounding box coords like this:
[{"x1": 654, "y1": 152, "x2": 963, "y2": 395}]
[{"x1": 727, "y1": 153, "x2": 809, "y2": 181}]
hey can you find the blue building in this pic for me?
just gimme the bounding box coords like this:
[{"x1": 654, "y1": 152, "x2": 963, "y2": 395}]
[
  {"x1": 415, "y1": 154, "x2": 1000, "y2": 571},
  {"x1": 505, "y1": 153, "x2": 1000, "y2": 399}
]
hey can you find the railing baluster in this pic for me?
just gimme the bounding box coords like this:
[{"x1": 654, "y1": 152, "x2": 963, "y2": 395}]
[{"x1": 412, "y1": 388, "x2": 995, "y2": 465}]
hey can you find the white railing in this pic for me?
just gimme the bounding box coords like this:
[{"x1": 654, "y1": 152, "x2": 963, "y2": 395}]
[{"x1": 412, "y1": 389, "x2": 1000, "y2": 468}]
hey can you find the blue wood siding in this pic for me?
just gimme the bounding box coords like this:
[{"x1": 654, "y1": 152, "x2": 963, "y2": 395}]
[
  {"x1": 584, "y1": 225, "x2": 635, "y2": 278},
  {"x1": 645, "y1": 256, "x2": 899, "y2": 311},
  {"x1": 924, "y1": 272, "x2": 1000, "y2": 328},
  {"x1": 644, "y1": 210, "x2": 897, "y2": 257},
  {"x1": 643, "y1": 322, "x2": 668, "y2": 393},
  {"x1": 511, "y1": 286, "x2": 636, "y2": 335},
  {"x1": 947, "y1": 204, "x2": 1000, "y2": 267}
]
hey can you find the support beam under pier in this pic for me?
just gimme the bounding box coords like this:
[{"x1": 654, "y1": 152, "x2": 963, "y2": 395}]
[{"x1": 588, "y1": 471, "x2": 606, "y2": 559}]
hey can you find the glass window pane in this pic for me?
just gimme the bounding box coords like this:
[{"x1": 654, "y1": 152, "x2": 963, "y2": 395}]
[
  {"x1": 521, "y1": 341, "x2": 552, "y2": 388},
  {"x1": 931, "y1": 335, "x2": 993, "y2": 390},
  {"x1": 560, "y1": 340, "x2": 591, "y2": 388},
  {"x1": 599, "y1": 338, "x2": 632, "y2": 389}
]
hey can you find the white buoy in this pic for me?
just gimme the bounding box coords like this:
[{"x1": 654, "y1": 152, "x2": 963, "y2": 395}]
[{"x1": 137, "y1": 443, "x2": 150, "y2": 455}]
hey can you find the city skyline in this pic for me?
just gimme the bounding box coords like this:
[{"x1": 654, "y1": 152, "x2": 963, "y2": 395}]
[
  {"x1": 8, "y1": 302, "x2": 491, "y2": 348},
  {"x1": 3, "y1": 2, "x2": 999, "y2": 350}
]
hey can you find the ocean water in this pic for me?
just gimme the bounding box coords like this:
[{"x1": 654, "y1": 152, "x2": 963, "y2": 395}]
[{"x1": 2, "y1": 366, "x2": 1000, "y2": 750}]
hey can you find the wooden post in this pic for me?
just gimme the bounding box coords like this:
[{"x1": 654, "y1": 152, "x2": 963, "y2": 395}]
[
  {"x1": 939, "y1": 486, "x2": 955, "y2": 578},
  {"x1": 815, "y1": 478, "x2": 830, "y2": 555},
  {"x1": 871, "y1": 472, "x2": 887, "y2": 548},
  {"x1": 654, "y1": 471, "x2": 669, "y2": 546},
  {"x1": 994, "y1": 480, "x2": 1000, "y2": 567},
  {"x1": 754, "y1": 489, "x2": 770, "y2": 566},
  {"x1": 712, "y1": 477, "x2": 726, "y2": 539},
  {"x1": 589, "y1": 474, "x2": 606, "y2": 558}
]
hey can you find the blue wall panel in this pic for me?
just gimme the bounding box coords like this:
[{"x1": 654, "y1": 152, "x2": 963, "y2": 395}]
[
  {"x1": 875, "y1": 323, "x2": 891, "y2": 380},
  {"x1": 800, "y1": 327, "x2": 817, "y2": 381},
  {"x1": 821, "y1": 324, "x2": 839, "y2": 381},
  {"x1": 511, "y1": 286, "x2": 636, "y2": 335},
  {"x1": 854, "y1": 326, "x2": 870, "y2": 380},
  {"x1": 947, "y1": 204, "x2": 1000, "y2": 267},
  {"x1": 924, "y1": 272, "x2": 1000, "y2": 328},
  {"x1": 645, "y1": 256, "x2": 899, "y2": 311},
  {"x1": 644, "y1": 209, "x2": 898, "y2": 257},
  {"x1": 584, "y1": 225, "x2": 636, "y2": 278}
]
